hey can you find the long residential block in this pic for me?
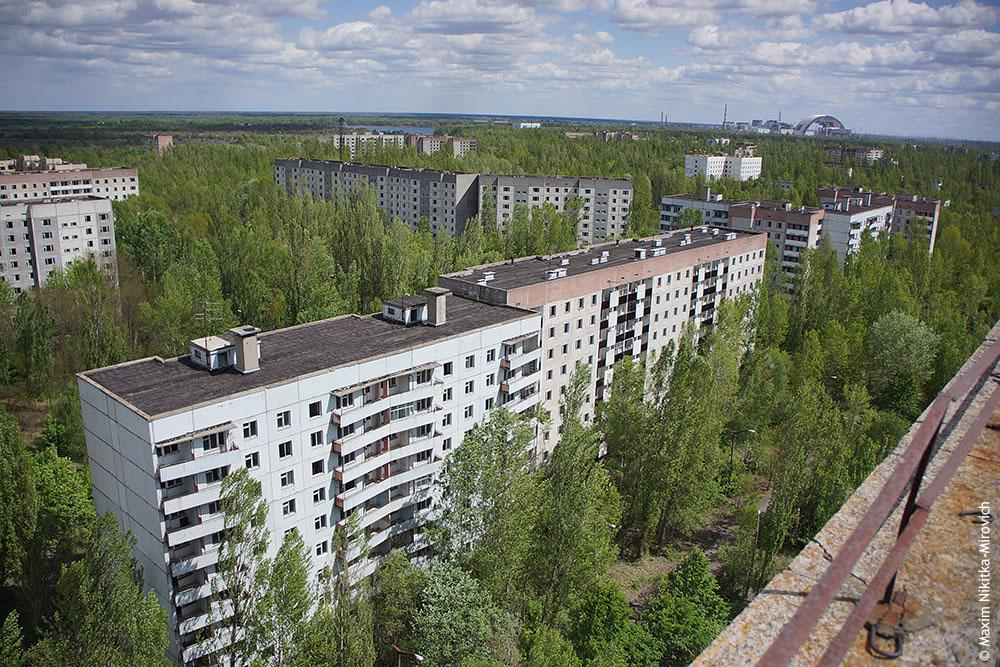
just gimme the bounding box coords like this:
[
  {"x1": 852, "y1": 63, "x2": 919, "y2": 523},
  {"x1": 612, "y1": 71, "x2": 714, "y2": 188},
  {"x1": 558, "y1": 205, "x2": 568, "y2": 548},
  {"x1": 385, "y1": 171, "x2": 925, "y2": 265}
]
[
  {"x1": 78, "y1": 226, "x2": 764, "y2": 663},
  {"x1": 0, "y1": 157, "x2": 138, "y2": 203},
  {"x1": 274, "y1": 158, "x2": 632, "y2": 243},
  {"x1": 78, "y1": 291, "x2": 541, "y2": 663},
  {"x1": 440, "y1": 227, "x2": 766, "y2": 449}
]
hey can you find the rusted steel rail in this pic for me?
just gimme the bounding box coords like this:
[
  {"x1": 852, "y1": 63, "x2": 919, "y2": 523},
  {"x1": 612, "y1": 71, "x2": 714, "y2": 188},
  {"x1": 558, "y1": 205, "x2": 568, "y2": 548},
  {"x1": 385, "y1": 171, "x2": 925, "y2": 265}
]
[{"x1": 758, "y1": 336, "x2": 1000, "y2": 666}]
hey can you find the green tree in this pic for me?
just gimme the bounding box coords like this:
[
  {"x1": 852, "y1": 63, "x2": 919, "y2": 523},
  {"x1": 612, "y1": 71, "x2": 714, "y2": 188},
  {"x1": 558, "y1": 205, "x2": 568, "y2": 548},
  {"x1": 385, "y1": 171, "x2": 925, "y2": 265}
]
[
  {"x1": 14, "y1": 293, "x2": 55, "y2": 397},
  {"x1": 297, "y1": 514, "x2": 375, "y2": 667},
  {"x1": 599, "y1": 357, "x2": 656, "y2": 557},
  {"x1": 568, "y1": 580, "x2": 660, "y2": 666},
  {"x1": 20, "y1": 446, "x2": 94, "y2": 632},
  {"x1": 532, "y1": 365, "x2": 622, "y2": 628},
  {"x1": 414, "y1": 561, "x2": 507, "y2": 667},
  {"x1": 524, "y1": 625, "x2": 581, "y2": 667},
  {"x1": 373, "y1": 549, "x2": 427, "y2": 666},
  {"x1": 641, "y1": 550, "x2": 729, "y2": 667},
  {"x1": 431, "y1": 408, "x2": 540, "y2": 610},
  {"x1": 0, "y1": 281, "x2": 16, "y2": 385},
  {"x1": 625, "y1": 174, "x2": 656, "y2": 237},
  {"x1": 30, "y1": 513, "x2": 168, "y2": 666},
  {"x1": 260, "y1": 529, "x2": 315, "y2": 666},
  {"x1": 867, "y1": 310, "x2": 938, "y2": 417},
  {"x1": 209, "y1": 467, "x2": 269, "y2": 667},
  {"x1": 0, "y1": 408, "x2": 36, "y2": 587},
  {"x1": 0, "y1": 610, "x2": 25, "y2": 667}
]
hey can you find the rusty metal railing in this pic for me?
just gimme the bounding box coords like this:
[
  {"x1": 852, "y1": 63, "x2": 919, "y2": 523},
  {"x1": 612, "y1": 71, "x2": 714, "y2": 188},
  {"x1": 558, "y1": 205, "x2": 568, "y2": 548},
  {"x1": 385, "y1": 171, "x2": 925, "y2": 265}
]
[{"x1": 758, "y1": 335, "x2": 1000, "y2": 666}]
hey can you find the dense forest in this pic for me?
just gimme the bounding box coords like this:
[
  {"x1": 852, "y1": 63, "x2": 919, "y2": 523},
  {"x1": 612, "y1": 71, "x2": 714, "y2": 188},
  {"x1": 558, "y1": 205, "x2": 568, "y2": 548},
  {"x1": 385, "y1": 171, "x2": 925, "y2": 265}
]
[{"x1": 0, "y1": 117, "x2": 998, "y2": 665}]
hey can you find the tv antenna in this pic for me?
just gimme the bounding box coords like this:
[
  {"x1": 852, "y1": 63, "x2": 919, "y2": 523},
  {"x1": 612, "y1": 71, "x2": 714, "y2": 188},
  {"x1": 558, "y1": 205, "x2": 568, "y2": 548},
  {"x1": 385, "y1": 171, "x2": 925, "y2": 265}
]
[
  {"x1": 338, "y1": 116, "x2": 347, "y2": 161},
  {"x1": 193, "y1": 300, "x2": 225, "y2": 350}
]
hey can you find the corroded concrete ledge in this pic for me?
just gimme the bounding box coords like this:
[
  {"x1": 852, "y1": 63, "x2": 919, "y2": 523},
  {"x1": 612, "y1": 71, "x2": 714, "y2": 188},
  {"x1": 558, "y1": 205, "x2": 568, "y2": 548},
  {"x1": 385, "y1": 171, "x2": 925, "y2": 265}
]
[{"x1": 695, "y1": 320, "x2": 1000, "y2": 666}]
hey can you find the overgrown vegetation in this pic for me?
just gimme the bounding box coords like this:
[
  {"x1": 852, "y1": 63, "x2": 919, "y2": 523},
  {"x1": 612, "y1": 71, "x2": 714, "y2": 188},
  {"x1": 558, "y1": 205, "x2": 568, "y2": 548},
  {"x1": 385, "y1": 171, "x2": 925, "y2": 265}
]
[{"x1": 0, "y1": 115, "x2": 997, "y2": 665}]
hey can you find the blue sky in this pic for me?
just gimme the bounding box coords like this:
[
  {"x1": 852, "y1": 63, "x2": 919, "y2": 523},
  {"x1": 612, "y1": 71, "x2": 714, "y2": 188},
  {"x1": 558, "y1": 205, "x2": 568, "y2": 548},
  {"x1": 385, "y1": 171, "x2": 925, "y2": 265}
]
[{"x1": 2, "y1": 0, "x2": 998, "y2": 140}]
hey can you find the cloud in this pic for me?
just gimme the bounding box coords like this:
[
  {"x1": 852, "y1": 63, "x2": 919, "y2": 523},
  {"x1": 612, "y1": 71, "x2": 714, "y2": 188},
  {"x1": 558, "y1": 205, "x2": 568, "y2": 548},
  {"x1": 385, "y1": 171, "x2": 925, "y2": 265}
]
[
  {"x1": 406, "y1": 0, "x2": 547, "y2": 35},
  {"x1": 814, "y1": 0, "x2": 1000, "y2": 36}
]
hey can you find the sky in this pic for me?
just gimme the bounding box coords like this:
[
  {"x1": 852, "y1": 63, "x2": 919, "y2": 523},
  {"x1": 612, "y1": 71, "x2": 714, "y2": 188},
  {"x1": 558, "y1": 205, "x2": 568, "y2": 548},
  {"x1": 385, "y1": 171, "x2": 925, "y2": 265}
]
[{"x1": 1, "y1": 0, "x2": 999, "y2": 141}]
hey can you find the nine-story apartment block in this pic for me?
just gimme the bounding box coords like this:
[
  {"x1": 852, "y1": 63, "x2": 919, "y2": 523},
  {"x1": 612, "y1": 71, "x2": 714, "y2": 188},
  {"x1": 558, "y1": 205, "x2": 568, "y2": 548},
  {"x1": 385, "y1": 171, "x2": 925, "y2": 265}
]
[
  {"x1": 274, "y1": 158, "x2": 632, "y2": 243},
  {"x1": 0, "y1": 155, "x2": 137, "y2": 292},
  {"x1": 78, "y1": 289, "x2": 542, "y2": 664},
  {"x1": 77, "y1": 225, "x2": 764, "y2": 664}
]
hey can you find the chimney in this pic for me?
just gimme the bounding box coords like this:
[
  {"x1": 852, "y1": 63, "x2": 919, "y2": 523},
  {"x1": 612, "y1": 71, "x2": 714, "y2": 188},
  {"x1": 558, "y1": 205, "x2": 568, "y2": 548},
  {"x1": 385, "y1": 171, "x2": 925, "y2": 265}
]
[
  {"x1": 228, "y1": 325, "x2": 261, "y2": 374},
  {"x1": 703, "y1": 187, "x2": 712, "y2": 201},
  {"x1": 424, "y1": 287, "x2": 449, "y2": 326}
]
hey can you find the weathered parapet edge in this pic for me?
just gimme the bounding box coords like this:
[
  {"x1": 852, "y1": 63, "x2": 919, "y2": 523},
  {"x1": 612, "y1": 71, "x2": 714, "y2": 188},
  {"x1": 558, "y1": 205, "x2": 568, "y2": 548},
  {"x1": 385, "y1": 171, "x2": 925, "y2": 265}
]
[{"x1": 695, "y1": 319, "x2": 1000, "y2": 666}]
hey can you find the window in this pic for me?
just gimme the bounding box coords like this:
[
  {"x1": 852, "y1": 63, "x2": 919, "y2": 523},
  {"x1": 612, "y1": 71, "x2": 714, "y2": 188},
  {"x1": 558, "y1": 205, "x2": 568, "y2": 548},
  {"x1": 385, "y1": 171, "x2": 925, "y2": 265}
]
[
  {"x1": 206, "y1": 467, "x2": 226, "y2": 484},
  {"x1": 282, "y1": 499, "x2": 296, "y2": 516},
  {"x1": 312, "y1": 488, "x2": 326, "y2": 503},
  {"x1": 243, "y1": 420, "x2": 258, "y2": 438},
  {"x1": 486, "y1": 373, "x2": 494, "y2": 387},
  {"x1": 486, "y1": 349, "x2": 496, "y2": 362},
  {"x1": 310, "y1": 430, "x2": 323, "y2": 447},
  {"x1": 280, "y1": 470, "x2": 295, "y2": 487},
  {"x1": 315, "y1": 515, "x2": 328, "y2": 530},
  {"x1": 277, "y1": 410, "x2": 291, "y2": 428},
  {"x1": 312, "y1": 460, "x2": 325, "y2": 475},
  {"x1": 207, "y1": 501, "x2": 220, "y2": 515},
  {"x1": 245, "y1": 452, "x2": 260, "y2": 469},
  {"x1": 156, "y1": 442, "x2": 179, "y2": 457},
  {"x1": 443, "y1": 413, "x2": 452, "y2": 426},
  {"x1": 309, "y1": 401, "x2": 322, "y2": 418},
  {"x1": 465, "y1": 355, "x2": 475, "y2": 369},
  {"x1": 443, "y1": 362, "x2": 453, "y2": 376},
  {"x1": 443, "y1": 437, "x2": 452, "y2": 451},
  {"x1": 443, "y1": 387, "x2": 452, "y2": 401},
  {"x1": 315, "y1": 541, "x2": 328, "y2": 556},
  {"x1": 464, "y1": 380, "x2": 474, "y2": 394},
  {"x1": 202, "y1": 432, "x2": 223, "y2": 451},
  {"x1": 485, "y1": 397, "x2": 494, "y2": 410},
  {"x1": 464, "y1": 405, "x2": 473, "y2": 419},
  {"x1": 278, "y1": 441, "x2": 293, "y2": 458}
]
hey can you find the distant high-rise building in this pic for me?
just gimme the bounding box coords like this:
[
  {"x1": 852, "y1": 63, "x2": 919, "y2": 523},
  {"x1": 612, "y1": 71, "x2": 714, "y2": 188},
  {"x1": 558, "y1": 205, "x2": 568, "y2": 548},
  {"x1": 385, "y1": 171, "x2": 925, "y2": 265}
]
[
  {"x1": 0, "y1": 156, "x2": 139, "y2": 202},
  {"x1": 152, "y1": 135, "x2": 174, "y2": 154},
  {"x1": 0, "y1": 156, "x2": 134, "y2": 292},
  {"x1": 819, "y1": 186, "x2": 940, "y2": 253},
  {"x1": 1, "y1": 196, "x2": 118, "y2": 292},
  {"x1": 274, "y1": 159, "x2": 632, "y2": 243},
  {"x1": 406, "y1": 135, "x2": 477, "y2": 157},
  {"x1": 326, "y1": 132, "x2": 407, "y2": 159},
  {"x1": 684, "y1": 154, "x2": 762, "y2": 181}
]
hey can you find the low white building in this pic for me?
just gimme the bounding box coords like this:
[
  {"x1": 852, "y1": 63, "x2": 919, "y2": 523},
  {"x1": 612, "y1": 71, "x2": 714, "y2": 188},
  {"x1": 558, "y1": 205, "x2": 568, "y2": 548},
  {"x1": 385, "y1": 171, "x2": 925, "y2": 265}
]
[{"x1": 78, "y1": 289, "x2": 541, "y2": 664}]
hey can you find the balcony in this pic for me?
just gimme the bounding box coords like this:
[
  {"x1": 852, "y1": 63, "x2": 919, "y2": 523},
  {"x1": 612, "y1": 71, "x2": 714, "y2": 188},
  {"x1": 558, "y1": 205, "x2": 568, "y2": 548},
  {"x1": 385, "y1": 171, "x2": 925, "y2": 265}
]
[
  {"x1": 501, "y1": 366, "x2": 540, "y2": 395},
  {"x1": 334, "y1": 405, "x2": 438, "y2": 455},
  {"x1": 332, "y1": 380, "x2": 436, "y2": 426},
  {"x1": 159, "y1": 444, "x2": 242, "y2": 485},
  {"x1": 339, "y1": 459, "x2": 441, "y2": 513},
  {"x1": 167, "y1": 514, "x2": 224, "y2": 548}
]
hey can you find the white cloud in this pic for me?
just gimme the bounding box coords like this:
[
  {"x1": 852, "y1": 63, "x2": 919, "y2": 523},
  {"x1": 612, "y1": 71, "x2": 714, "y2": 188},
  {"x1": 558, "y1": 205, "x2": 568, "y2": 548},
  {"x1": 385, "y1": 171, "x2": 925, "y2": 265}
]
[{"x1": 814, "y1": 0, "x2": 999, "y2": 36}]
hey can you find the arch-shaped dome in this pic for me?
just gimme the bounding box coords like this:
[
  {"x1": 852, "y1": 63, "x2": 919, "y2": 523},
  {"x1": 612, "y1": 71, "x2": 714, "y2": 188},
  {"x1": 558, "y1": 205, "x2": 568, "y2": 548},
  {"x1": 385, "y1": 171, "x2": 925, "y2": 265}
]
[{"x1": 794, "y1": 114, "x2": 846, "y2": 136}]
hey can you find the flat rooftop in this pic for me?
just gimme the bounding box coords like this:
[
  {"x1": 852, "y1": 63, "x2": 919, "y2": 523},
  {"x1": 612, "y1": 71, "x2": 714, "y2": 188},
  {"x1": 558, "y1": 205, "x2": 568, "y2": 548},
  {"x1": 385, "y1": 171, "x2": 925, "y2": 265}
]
[
  {"x1": 82, "y1": 294, "x2": 535, "y2": 419},
  {"x1": 0, "y1": 195, "x2": 111, "y2": 207},
  {"x1": 441, "y1": 228, "x2": 763, "y2": 291},
  {"x1": 276, "y1": 158, "x2": 630, "y2": 183},
  {"x1": 661, "y1": 193, "x2": 753, "y2": 205}
]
